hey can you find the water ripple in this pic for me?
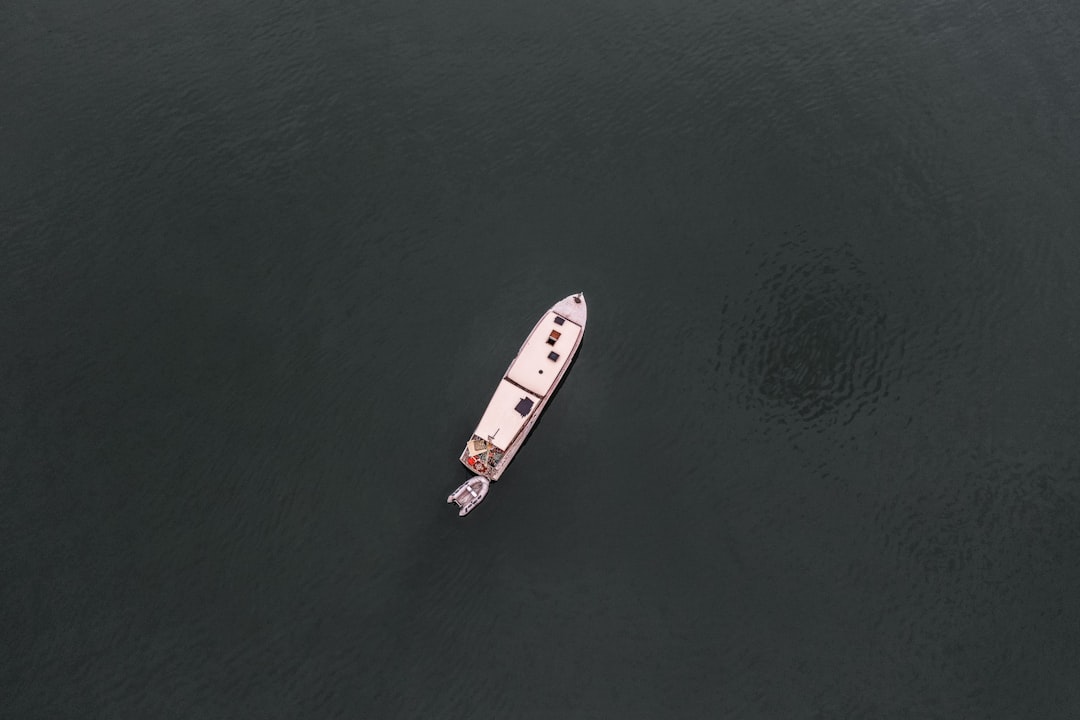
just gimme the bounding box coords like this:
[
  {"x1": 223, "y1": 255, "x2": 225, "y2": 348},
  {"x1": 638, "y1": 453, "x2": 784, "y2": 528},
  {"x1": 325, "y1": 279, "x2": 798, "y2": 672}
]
[{"x1": 721, "y1": 238, "x2": 904, "y2": 431}]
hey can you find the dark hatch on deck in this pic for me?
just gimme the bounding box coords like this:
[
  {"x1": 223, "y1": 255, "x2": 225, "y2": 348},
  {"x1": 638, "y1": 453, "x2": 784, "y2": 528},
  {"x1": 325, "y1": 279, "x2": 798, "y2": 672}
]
[{"x1": 514, "y1": 397, "x2": 534, "y2": 416}]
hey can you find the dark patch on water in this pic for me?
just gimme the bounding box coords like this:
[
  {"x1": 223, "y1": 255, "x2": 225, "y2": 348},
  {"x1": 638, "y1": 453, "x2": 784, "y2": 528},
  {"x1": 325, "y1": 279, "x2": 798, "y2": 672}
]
[{"x1": 721, "y1": 237, "x2": 901, "y2": 430}]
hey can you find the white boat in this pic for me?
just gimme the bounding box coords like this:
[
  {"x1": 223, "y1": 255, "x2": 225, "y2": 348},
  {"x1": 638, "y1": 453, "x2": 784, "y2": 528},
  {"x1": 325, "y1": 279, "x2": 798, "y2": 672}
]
[
  {"x1": 446, "y1": 476, "x2": 490, "y2": 517},
  {"x1": 447, "y1": 292, "x2": 588, "y2": 516}
]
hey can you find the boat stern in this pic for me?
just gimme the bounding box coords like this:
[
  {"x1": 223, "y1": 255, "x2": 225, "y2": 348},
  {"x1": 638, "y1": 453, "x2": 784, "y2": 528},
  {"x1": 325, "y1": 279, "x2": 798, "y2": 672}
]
[{"x1": 459, "y1": 435, "x2": 505, "y2": 478}]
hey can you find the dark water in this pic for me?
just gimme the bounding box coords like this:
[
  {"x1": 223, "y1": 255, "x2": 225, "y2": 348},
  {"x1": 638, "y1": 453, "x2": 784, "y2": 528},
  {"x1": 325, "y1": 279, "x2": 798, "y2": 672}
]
[{"x1": 4, "y1": 0, "x2": 1080, "y2": 717}]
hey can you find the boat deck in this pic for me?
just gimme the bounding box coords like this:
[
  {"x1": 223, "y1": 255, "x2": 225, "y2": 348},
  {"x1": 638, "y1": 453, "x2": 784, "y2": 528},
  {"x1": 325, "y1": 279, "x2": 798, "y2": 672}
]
[
  {"x1": 470, "y1": 381, "x2": 542, "y2": 457},
  {"x1": 506, "y1": 311, "x2": 583, "y2": 397},
  {"x1": 457, "y1": 292, "x2": 587, "y2": 484}
]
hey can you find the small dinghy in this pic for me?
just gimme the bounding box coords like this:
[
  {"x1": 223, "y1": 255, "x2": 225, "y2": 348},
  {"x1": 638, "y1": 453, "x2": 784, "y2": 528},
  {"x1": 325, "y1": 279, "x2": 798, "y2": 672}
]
[{"x1": 447, "y1": 476, "x2": 490, "y2": 517}]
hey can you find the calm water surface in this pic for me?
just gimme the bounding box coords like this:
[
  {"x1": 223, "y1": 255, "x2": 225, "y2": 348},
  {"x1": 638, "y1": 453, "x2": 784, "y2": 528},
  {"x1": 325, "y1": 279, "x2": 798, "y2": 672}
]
[{"x1": 3, "y1": 0, "x2": 1080, "y2": 717}]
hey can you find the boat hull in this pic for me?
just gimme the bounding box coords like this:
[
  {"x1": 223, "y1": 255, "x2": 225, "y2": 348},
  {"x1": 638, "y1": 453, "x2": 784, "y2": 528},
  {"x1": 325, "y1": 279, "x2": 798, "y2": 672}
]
[{"x1": 458, "y1": 293, "x2": 587, "y2": 483}]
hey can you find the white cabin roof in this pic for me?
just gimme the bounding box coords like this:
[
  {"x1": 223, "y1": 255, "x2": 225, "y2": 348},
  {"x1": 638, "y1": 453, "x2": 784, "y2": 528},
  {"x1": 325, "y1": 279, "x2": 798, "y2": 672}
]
[
  {"x1": 469, "y1": 293, "x2": 587, "y2": 452},
  {"x1": 506, "y1": 310, "x2": 583, "y2": 396},
  {"x1": 473, "y1": 380, "x2": 542, "y2": 450}
]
